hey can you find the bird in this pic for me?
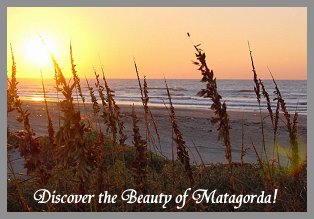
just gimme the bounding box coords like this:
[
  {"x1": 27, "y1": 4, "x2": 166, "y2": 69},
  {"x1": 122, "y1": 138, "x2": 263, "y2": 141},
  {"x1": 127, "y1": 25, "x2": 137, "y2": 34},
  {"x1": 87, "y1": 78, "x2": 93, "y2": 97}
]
[{"x1": 187, "y1": 32, "x2": 190, "y2": 37}]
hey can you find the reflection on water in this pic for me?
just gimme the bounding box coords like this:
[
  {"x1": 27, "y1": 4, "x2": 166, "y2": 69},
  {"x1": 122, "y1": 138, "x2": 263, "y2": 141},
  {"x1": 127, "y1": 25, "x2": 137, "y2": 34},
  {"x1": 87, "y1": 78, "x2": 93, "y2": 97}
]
[{"x1": 31, "y1": 97, "x2": 45, "y2": 102}]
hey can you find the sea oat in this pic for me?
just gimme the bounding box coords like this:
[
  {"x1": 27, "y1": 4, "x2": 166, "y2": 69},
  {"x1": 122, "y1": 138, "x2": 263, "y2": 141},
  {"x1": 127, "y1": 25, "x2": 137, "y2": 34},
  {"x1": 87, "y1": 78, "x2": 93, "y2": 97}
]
[
  {"x1": 190, "y1": 36, "x2": 233, "y2": 192},
  {"x1": 269, "y1": 68, "x2": 300, "y2": 172},
  {"x1": 247, "y1": 42, "x2": 270, "y2": 167},
  {"x1": 70, "y1": 42, "x2": 85, "y2": 105},
  {"x1": 94, "y1": 69, "x2": 109, "y2": 132},
  {"x1": 131, "y1": 104, "x2": 148, "y2": 193},
  {"x1": 101, "y1": 67, "x2": 118, "y2": 145},
  {"x1": 40, "y1": 71, "x2": 54, "y2": 144},
  {"x1": 133, "y1": 60, "x2": 162, "y2": 155},
  {"x1": 165, "y1": 79, "x2": 194, "y2": 187}
]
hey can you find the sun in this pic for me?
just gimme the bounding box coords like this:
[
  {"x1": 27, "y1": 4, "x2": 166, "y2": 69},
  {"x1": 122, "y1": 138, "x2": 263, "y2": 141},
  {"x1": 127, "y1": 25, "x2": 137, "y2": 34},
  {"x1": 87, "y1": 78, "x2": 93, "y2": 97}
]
[{"x1": 22, "y1": 35, "x2": 56, "y2": 67}]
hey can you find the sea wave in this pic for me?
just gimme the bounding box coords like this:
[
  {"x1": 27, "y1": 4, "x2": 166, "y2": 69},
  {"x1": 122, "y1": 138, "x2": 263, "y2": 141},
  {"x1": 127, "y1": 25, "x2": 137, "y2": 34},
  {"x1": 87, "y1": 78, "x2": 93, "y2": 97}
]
[{"x1": 16, "y1": 79, "x2": 307, "y2": 114}]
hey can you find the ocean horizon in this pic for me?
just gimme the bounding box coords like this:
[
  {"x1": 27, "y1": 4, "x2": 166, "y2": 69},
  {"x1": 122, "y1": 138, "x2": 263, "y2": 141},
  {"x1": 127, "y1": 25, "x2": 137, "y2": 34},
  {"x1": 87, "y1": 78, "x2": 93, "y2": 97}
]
[{"x1": 15, "y1": 78, "x2": 307, "y2": 115}]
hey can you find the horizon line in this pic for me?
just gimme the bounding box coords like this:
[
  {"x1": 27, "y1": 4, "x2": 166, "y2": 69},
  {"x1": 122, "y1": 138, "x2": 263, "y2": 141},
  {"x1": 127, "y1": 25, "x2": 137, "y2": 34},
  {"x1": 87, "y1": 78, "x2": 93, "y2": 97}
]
[{"x1": 14, "y1": 77, "x2": 307, "y2": 81}]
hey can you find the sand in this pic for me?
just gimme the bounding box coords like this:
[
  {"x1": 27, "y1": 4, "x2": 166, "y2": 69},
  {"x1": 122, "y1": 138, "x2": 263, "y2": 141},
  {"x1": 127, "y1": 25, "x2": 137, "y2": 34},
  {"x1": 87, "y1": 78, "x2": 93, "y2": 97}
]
[{"x1": 7, "y1": 100, "x2": 307, "y2": 173}]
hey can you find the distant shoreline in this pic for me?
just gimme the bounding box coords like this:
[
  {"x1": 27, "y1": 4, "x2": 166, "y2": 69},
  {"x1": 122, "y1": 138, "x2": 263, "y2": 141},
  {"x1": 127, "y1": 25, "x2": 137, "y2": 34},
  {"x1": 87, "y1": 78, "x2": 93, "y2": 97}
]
[
  {"x1": 14, "y1": 77, "x2": 308, "y2": 81},
  {"x1": 18, "y1": 98, "x2": 308, "y2": 116}
]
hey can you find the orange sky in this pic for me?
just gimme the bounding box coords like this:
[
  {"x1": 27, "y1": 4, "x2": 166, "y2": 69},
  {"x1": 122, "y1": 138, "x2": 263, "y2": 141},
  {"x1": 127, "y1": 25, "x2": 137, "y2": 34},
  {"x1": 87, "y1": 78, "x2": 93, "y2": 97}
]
[{"x1": 7, "y1": 7, "x2": 307, "y2": 79}]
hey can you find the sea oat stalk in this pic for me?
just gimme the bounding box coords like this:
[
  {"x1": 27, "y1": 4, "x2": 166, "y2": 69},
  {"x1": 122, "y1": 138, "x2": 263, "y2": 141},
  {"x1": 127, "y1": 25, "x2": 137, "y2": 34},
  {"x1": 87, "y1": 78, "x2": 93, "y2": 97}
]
[
  {"x1": 165, "y1": 78, "x2": 194, "y2": 187},
  {"x1": 269, "y1": 68, "x2": 300, "y2": 173},
  {"x1": 40, "y1": 71, "x2": 54, "y2": 144},
  {"x1": 131, "y1": 104, "x2": 148, "y2": 194},
  {"x1": 189, "y1": 34, "x2": 234, "y2": 192}
]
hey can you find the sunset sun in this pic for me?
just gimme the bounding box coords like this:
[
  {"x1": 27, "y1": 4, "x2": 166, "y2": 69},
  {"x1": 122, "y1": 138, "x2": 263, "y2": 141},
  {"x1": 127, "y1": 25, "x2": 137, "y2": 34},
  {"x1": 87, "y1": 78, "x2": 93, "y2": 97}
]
[{"x1": 22, "y1": 35, "x2": 55, "y2": 67}]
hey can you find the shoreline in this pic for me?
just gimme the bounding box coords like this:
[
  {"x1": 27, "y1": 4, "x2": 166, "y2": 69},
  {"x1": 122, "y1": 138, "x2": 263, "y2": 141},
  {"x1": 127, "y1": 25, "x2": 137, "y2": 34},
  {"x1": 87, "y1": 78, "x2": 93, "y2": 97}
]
[{"x1": 18, "y1": 98, "x2": 308, "y2": 115}]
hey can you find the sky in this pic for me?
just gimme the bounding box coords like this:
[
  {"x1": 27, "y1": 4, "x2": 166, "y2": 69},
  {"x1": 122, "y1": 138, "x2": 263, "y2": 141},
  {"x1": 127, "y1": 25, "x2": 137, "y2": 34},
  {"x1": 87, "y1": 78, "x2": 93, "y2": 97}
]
[{"x1": 7, "y1": 7, "x2": 307, "y2": 80}]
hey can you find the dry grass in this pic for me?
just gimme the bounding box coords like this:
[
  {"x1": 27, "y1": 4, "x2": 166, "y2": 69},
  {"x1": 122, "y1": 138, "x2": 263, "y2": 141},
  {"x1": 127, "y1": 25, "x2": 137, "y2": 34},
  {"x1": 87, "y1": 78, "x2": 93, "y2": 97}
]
[
  {"x1": 247, "y1": 42, "x2": 272, "y2": 186},
  {"x1": 70, "y1": 42, "x2": 85, "y2": 106},
  {"x1": 164, "y1": 78, "x2": 194, "y2": 188},
  {"x1": 133, "y1": 60, "x2": 162, "y2": 156},
  {"x1": 189, "y1": 34, "x2": 234, "y2": 193},
  {"x1": 101, "y1": 67, "x2": 118, "y2": 145},
  {"x1": 40, "y1": 72, "x2": 54, "y2": 144},
  {"x1": 269, "y1": 68, "x2": 301, "y2": 177},
  {"x1": 131, "y1": 104, "x2": 148, "y2": 194}
]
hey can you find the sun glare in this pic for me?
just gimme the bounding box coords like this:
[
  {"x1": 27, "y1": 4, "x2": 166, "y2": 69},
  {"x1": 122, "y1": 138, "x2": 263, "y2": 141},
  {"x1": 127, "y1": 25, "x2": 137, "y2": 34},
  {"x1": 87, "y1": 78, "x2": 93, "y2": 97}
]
[
  {"x1": 22, "y1": 35, "x2": 55, "y2": 67},
  {"x1": 31, "y1": 97, "x2": 45, "y2": 102}
]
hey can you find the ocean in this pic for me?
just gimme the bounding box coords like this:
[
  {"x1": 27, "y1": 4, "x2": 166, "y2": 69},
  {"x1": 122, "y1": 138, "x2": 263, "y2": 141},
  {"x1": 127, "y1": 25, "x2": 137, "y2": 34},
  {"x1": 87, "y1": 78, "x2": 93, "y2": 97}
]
[{"x1": 16, "y1": 78, "x2": 307, "y2": 115}]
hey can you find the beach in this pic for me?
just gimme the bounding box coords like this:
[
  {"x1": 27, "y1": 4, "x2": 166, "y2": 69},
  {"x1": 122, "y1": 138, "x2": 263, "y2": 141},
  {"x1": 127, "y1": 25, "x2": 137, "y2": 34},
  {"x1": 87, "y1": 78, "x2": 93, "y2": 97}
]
[
  {"x1": 8, "y1": 100, "x2": 307, "y2": 173},
  {"x1": 6, "y1": 7, "x2": 307, "y2": 212}
]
